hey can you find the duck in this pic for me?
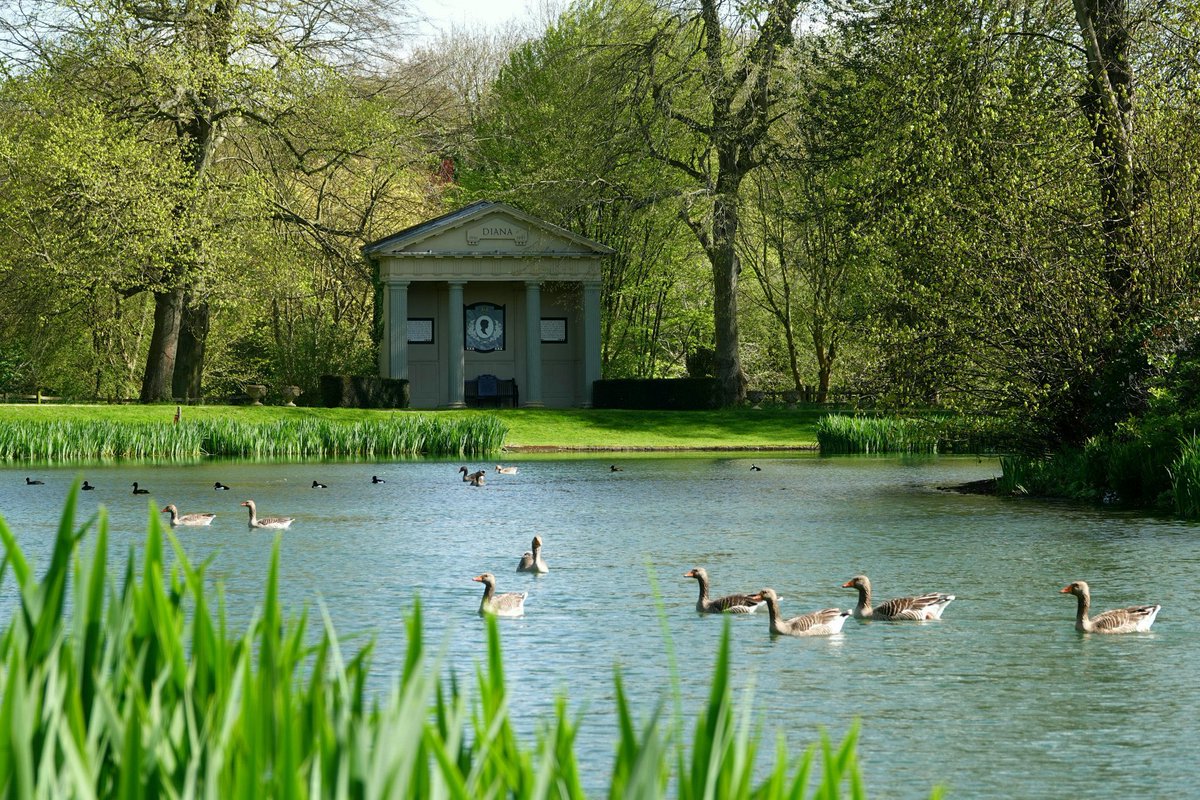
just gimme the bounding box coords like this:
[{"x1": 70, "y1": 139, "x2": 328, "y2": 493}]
[
  {"x1": 81, "y1": 481, "x2": 96, "y2": 491},
  {"x1": 610, "y1": 465, "x2": 623, "y2": 472},
  {"x1": 312, "y1": 480, "x2": 328, "y2": 489},
  {"x1": 473, "y1": 572, "x2": 527, "y2": 617},
  {"x1": 1060, "y1": 580, "x2": 1161, "y2": 633},
  {"x1": 214, "y1": 482, "x2": 231, "y2": 490},
  {"x1": 372, "y1": 475, "x2": 386, "y2": 484},
  {"x1": 240, "y1": 499, "x2": 295, "y2": 529},
  {"x1": 458, "y1": 466, "x2": 486, "y2": 486},
  {"x1": 131, "y1": 482, "x2": 150, "y2": 495},
  {"x1": 516, "y1": 535, "x2": 549, "y2": 574},
  {"x1": 841, "y1": 574, "x2": 954, "y2": 620},
  {"x1": 750, "y1": 464, "x2": 762, "y2": 471},
  {"x1": 685, "y1": 567, "x2": 764, "y2": 614},
  {"x1": 495, "y1": 465, "x2": 519, "y2": 475},
  {"x1": 161, "y1": 505, "x2": 217, "y2": 527},
  {"x1": 25, "y1": 477, "x2": 44, "y2": 485},
  {"x1": 753, "y1": 588, "x2": 849, "y2": 636}
]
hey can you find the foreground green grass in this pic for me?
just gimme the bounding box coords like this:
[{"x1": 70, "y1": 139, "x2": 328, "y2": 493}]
[
  {"x1": 0, "y1": 404, "x2": 825, "y2": 451},
  {"x1": 0, "y1": 487, "x2": 941, "y2": 798}
]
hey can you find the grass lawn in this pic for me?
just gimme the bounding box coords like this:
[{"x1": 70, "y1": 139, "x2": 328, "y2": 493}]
[{"x1": 0, "y1": 403, "x2": 826, "y2": 450}]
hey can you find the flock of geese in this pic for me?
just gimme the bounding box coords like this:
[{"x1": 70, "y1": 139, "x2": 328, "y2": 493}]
[
  {"x1": 463, "y1": 464, "x2": 1162, "y2": 634},
  {"x1": 22, "y1": 468, "x2": 1163, "y2": 634},
  {"x1": 479, "y1": 556, "x2": 1161, "y2": 635}
]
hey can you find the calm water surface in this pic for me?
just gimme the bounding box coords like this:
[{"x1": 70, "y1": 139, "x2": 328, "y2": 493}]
[{"x1": 2, "y1": 455, "x2": 1197, "y2": 799}]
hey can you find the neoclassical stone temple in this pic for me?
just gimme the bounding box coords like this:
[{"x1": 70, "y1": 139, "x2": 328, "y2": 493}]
[{"x1": 363, "y1": 201, "x2": 612, "y2": 408}]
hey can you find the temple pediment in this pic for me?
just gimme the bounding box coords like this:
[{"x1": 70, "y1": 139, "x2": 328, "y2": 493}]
[{"x1": 364, "y1": 201, "x2": 613, "y2": 259}]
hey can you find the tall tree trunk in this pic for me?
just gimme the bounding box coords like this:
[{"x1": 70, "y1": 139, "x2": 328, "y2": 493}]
[
  {"x1": 1073, "y1": 0, "x2": 1143, "y2": 312},
  {"x1": 172, "y1": 297, "x2": 209, "y2": 400},
  {"x1": 140, "y1": 288, "x2": 185, "y2": 402},
  {"x1": 711, "y1": 190, "x2": 747, "y2": 405}
]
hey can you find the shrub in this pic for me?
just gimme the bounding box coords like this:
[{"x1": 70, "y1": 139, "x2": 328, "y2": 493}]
[{"x1": 592, "y1": 378, "x2": 721, "y2": 410}]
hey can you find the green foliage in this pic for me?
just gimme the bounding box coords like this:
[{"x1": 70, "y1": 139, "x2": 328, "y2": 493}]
[
  {"x1": 0, "y1": 415, "x2": 509, "y2": 461},
  {"x1": 0, "y1": 487, "x2": 936, "y2": 797}
]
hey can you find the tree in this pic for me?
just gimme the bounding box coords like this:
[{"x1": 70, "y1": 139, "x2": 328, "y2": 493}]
[
  {"x1": 1, "y1": 0, "x2": 410, "y2": 401},
  {"x1": 630, "y1": 0, "x2": 804, "y2": 405}
]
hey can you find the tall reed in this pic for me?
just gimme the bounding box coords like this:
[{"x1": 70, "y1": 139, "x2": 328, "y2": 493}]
[
  {"x1": 0, "y1": 414, "x2": 508, "y2": 462},
  {"x1": 0, "y1": 487, "x2": 940, "y2": 798},
  {"x1": 817, "y1": 415, "x2": 941, "y2": 454},
  {"x1": 1170, "y1": 435, "x2": 1200, "y2": 519}
]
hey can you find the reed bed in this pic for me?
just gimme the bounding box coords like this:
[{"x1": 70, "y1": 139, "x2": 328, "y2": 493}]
[
  {"x1": 0, "y1": 414, "x2": 508, "y2": 462},
  {"x1": 816, "y1": 414, "x2": 1010, "y2": 455},
  {"x1": 0, "y1": 487, "x2": 939, "y2": 798},
  {"x1": 816, "y1": 415, "x2": 941, "y2": 454},
  {"x1": 1170, "y1": 435, "x2": 1200, "y2": 518}
]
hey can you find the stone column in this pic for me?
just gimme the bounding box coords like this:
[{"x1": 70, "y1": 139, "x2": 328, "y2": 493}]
[
  {"x1": 378, "y1": 281, "x2": 390, "y2": 377},
  {"x1": 387, "y1": 279, "x2": 410, "y2": 380},
  {"x1": 446, "y1": 280, "x2": 466, "y2": 408},
  {"x1": 582, "y1": 280, "x2": 602, "y2": 407},
  {"x1": 523, "y1": 280, "x2": 544, "y2": 407}
]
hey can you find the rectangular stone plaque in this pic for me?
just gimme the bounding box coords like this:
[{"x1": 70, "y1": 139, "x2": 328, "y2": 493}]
[
  {"x1": 540, "y1": 318, "x2": 567, "y2": 343},
  {"x1": 407, "y1": 318, "x2": 434, "y2": 344}
]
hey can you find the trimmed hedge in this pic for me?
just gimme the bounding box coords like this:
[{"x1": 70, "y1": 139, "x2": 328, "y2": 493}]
[
  {"x1": 319, "y1": 375, "x2": 410, "y2": 408},
  {"x1": 592, "y1": 378, "x2": 721, "y2": 410}
]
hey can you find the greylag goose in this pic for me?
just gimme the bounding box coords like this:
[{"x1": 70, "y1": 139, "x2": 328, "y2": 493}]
[
  {"x1": 1060, "y1": 581, "x2": 1160, "y2": 633},
  {"x1": 458, "y1": 466, "x2": 486, "y2": 486},
  {"x1": 81, "y1": 481, "x2": 96, "y2": 491},
  {"x1": 753, "y1": 588, "x2": 850, "y2": 636},
  {"x1": 685, "y1": 567, "x2": 764, "y2": 614},
  {"x1": 214, "y1": 482, "x2": 230, "y2": 490},
  {"x1": 516, "y1": 535, "x2": 548, "y2": 573},
  {"x1": 495, "y1": 465, "x2": 519, "y2": 474},
  {"x1": 473, "y1": 572, "x2": 526, "y2": 617},
  {"x1": 312, "y1": 480, "x2": 327, "y2": 489},
  {"x1": 240, "y1": 500, "x2": 295, "y2": 529},
  {"x1": 25, "y1": 477, "x2": 44, "y2": 485},
  {"x1": 372, "y1": 475, "x2": 386, "y2": 484},
  {"x1": 841, "y1": 575, "x2": 954, "y2": 620},
  {"x1": 161, "y1": 504, "x2": 217, "y2": 527},
  {"x1": 132, "y1": 482, "x2": 150, "y2": 495}
]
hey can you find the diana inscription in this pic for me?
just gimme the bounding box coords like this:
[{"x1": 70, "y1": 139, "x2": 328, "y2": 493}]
[{"x1": 466, "y1": 222, "x2": 528, "y2": 246}]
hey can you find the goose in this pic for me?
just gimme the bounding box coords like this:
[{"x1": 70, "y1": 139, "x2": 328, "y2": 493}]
[
  {"x1": 458, "y1": 466, "x2": 486, "y2": 486},
  {"x1": 240, "y1": 500, "x2": 295, "y2": 530},
  {"x1": 25, "y1": 477, "x2": 44, "y2": 485},
  {"x1": 685, "y1": 567, "x2": 764, "y2": 614},
  {"x1": 81, "y1": 481, "x2": 96, "y2": 491},
  {"x1": 372, "y1": 475, "x2": 386, "y2": 484},
  {"x1": 312, "y1": 480, "x2": 328, "y2": 489},
  {"x1": 841, "y1": 575, "x2": 954, "y2": 620},
  {"x1": 161, "y1": 505, "x2": 217, "y2": 527},
  {"x1": 753, "y1": 588, "x2": 850, "y2": 636},
  {"x1": 516, "y1": 535, "x2": 548, "y2": 574},
  {"x1": 131, "y1": 482, "x2": 150, "y2": 495},
  {"x1": 1060, "y1": 580, "x2": 1160, "y2": 633},
  {"x1": 473, "y1": 572, "x2": 527, "y2": 617},
  {"x1": 495, "y1": 465, "x2": 519, "y2": 475},
  {"x1": 214, "y1": 482, "x2": 230, "y2": 490}
]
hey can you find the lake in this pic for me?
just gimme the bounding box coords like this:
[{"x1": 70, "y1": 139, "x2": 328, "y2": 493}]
[{"x1": 2, "y1": 455, "x2": 1196, "y2": 798}]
